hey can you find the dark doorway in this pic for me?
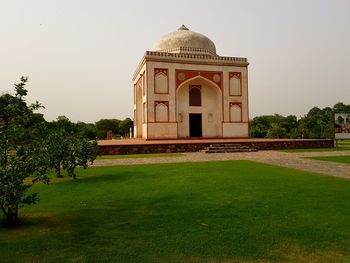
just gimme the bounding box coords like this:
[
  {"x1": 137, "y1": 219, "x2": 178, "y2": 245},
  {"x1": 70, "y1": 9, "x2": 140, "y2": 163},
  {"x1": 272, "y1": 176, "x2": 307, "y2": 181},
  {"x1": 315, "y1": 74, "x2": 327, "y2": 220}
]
[{"x1": 189, "y1": 113, "x2": 202, "y2": 137}]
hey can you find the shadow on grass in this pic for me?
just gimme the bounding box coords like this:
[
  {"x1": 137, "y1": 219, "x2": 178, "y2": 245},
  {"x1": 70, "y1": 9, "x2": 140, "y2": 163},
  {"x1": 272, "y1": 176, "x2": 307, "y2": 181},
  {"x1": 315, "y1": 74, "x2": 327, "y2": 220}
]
[
  {"x1": 49, "y1": 170, "x2": 150, "y2": 186},
  {"x1": 0, "y1": 212, "x2": 71, "y2": 236}
]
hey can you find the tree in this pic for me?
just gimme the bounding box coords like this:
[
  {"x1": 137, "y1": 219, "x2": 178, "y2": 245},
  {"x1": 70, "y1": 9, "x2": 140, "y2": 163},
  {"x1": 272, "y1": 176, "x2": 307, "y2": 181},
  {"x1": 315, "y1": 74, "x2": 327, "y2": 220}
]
[
  {"x1": 63, "y1": 137, "x2": 98, "y2": 179},
  {"x1": 250, "y1": 114, "x2": 297, "y2": 139},
  {"x1": 94, "y1": 118, "x2": 133, "y2": 138},
  {"x1": 46, "y1": 116, "x2": 78, "y2": 177},
  {"x1": 298, "y1": 106, "x2": 334, "y2": 139},
  {"x1": 46, "y1": 128, "x2": 69, "y2": 177},
  {"x1": 266, "y1": 123, "x2": 287, "y2": 138},
  {"x1": 47, "y1": 117, "x2": 99, "y2": 179},
  {"x1": 119, "y1": 118, "x2": 133, "y2": 137},
  {"x1": 77, "y1": 122, "x2": 100, "y2": 140},
  {"x1": 95, "y1": 119, "x2": 120, "y2": 138},
  {"x1": 251, "y1": 103, "x2": 350, "y2": 139},
  {"x1": 333, "y1": 102, "x2": 350, "y2": 113},
  {"x1": 0, "y1": 77, "x2": 49, "y2": 226},
  {"x1": 250, "y1": 115, "x2": 273, "y2": 138}
]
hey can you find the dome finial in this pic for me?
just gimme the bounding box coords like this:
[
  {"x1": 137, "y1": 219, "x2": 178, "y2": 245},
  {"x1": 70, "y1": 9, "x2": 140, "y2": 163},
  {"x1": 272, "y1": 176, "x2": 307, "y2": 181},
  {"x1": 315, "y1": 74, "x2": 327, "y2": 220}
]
[{"x1": 178, "y1": 24, "x2": 189, "y2": 31}]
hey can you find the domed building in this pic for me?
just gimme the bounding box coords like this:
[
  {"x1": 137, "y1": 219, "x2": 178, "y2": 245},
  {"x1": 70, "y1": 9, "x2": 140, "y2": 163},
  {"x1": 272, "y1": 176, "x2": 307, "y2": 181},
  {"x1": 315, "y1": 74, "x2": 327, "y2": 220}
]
[{"x1": 133, "y1": 25, "x2": 249, "y2": 139}]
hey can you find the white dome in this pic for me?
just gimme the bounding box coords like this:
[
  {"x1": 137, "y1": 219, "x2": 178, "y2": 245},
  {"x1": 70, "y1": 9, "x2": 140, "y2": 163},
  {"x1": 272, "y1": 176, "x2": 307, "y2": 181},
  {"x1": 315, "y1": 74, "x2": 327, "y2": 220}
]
[{"x1": 152, "y1": 25, "x2": 217, "y2": 56}]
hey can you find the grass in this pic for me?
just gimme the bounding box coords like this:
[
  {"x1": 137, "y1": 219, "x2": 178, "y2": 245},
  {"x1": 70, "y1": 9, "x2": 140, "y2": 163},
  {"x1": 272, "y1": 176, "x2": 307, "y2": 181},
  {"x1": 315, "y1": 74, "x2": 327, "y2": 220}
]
[
  {"x1": 282, "y1": 147, "x2": 350, "y2": 153},
  {"x1": 97, "y1": 152, "x2": 185, "y2": 160},
  {"x1": 305, "y1": 155, "x2": 350, "y2": 164},
  {"x1": 1, "y1": 161, "x2": 350, "y2": 262},
  {"x1": 282, "y1": 141, "x2": 350, "y2": 153},
  {"x1": 337, "y1": 140, "x2": 350, "y2": 145}
]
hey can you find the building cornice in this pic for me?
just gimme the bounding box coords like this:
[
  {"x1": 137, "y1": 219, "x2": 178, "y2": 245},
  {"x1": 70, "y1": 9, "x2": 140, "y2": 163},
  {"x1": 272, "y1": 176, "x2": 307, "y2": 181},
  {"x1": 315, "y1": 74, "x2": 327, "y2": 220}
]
[
  {"x1": 155, "y1": 47, "x2": 217, "y2": 56},
  {"x1": 133, "y1": 51, "x2": 249, "y2": 81}
]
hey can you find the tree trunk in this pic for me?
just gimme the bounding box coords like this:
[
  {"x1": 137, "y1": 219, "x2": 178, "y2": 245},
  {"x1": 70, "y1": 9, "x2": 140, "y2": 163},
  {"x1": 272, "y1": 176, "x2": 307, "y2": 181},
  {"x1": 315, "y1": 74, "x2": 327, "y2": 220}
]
[
  {"x1": 68, "y1": 167, "x2": 76, "y2": 179},
  {"x1": 6, "y1": 206, "x2": 19, "y2": 226},
  {"x1": 55, "y1": 163, "x2": 63, "y2": 178}
]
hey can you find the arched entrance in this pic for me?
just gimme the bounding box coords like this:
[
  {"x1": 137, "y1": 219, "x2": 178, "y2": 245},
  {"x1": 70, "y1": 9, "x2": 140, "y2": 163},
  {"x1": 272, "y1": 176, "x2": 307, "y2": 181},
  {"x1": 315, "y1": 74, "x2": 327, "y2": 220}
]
[{"x1": 176, "y1": 76, "x2": 222, "y2": 138}]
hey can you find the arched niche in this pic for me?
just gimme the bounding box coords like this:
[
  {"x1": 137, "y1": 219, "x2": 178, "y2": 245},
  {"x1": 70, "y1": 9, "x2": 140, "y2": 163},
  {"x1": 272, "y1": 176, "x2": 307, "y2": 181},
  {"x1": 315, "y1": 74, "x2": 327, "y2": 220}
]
[
  {"x1": 155, "y1": 102, "x2": 169, "y2": 122},
  {"x1": 229, "y1": 75, "x2": 241, "y2": 96},
  {"x1": 230, "y1": 103, "x2": 242, "y2": 122},
  {"x1": 155, "y1": 72, "x2": 168, "y2": 94}
]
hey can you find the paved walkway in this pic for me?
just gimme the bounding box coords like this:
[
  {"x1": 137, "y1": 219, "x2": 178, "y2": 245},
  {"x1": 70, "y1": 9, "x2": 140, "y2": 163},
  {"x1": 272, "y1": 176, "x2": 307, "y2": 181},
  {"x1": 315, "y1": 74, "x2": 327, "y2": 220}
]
[{"x1": 93, "y1": 150, "x2": 350, "y2": 179}]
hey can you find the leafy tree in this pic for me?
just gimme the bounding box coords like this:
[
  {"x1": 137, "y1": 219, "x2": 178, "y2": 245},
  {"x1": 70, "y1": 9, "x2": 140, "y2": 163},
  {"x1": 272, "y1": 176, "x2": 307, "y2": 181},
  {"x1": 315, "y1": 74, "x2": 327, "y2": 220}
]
[
  {"x1": 47, "y1": 117, "x2": 98, "y2": 179},
  {"x1": 95, "y1": 119, "x2": 120, "y2": 138},
  {"x1": 93, "y1": 118, "x2": 133, "y2": 138},
  {"x1": 63, "y1": 137, "x2": 99, "y2": 179},
  {"x1": 333, "y1": 102, "x2": 350, "y2": 113},
  {"x1": 46, "y1": 128, "x2": 69, "y2": 177},
  {"x1": 250, "y1": 103, "x2": 350, "y2": 139},
  {"x1": 280, "y1": 115, "x2": 298, "y2": 135},
  {"x1": 266, "y1": 123, "x2": 287, "y2": 138},
  {"x1": 250, "y1": 114, "x2": 297, "y2": 139},
  {"x1": 119, "y1": 118, "x2": 133, "y2": 137},
  {"x1": 0, "y1": 77, "x2": 49, "y2": 226},
  {"x1": 77, "y1": 122, "x2": 100, "y2": 140},
  {"x1": 299, "y1": 106, "x2": 334, "y2": 139},
  {"x1": 250, "y1": 115, "x2": 273, "y2": 138},
  {"x1": 46, "y1": 116, "x2": 78, "y2": 177}
]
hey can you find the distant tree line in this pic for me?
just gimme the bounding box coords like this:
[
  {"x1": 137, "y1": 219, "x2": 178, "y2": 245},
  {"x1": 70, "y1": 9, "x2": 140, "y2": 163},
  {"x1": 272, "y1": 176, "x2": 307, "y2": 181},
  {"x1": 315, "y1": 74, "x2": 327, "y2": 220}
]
[
  {"x1": 250, "y1": 103, "x2": 350, "y2": 139},
  {"x1": 77, "y1": 118, "x2": 133, "y2": 140}
]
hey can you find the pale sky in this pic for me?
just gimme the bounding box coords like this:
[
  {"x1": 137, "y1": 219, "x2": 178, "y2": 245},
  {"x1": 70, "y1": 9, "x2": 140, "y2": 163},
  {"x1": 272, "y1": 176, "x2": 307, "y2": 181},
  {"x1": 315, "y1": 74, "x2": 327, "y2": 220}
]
[{"x1": 1, "y1": 0, "x2": 349, "y2": 123}]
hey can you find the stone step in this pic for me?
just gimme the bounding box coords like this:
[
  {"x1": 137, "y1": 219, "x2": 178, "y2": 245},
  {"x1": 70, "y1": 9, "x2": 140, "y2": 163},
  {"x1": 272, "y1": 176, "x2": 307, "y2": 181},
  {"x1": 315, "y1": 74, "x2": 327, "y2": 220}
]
[
  {"x1": 202, "y1": 148, "x2": 258, "y2": 153},
  {"x1": 207, "y1": 146, "x2": 251, "y2": 150},
  {"x1": 209, "y1": 144, "x2": 243, "y2": 147},
  {"x1": 201, "y1": 145, "x2": 258, "y2": 153}
]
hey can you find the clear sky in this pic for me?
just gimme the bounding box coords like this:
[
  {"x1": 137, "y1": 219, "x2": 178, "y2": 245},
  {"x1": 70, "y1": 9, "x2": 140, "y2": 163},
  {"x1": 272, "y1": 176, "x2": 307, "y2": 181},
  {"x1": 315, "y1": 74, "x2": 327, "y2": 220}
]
[{"x1": 1, "y1": 0, "x2": 349, "y2": 123}]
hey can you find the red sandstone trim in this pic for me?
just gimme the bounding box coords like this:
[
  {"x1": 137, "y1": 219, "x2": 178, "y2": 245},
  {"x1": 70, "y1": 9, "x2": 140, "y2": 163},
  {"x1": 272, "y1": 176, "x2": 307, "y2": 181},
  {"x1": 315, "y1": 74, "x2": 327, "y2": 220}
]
[{"x1": 175, "y1": 69, "x2": 223, "y2": 89}]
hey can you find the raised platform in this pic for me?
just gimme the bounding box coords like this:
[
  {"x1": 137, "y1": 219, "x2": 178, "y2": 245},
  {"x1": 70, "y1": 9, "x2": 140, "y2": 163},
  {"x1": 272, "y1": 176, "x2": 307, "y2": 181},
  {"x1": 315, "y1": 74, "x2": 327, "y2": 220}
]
[{"x1": 98, "y1": 138, "x2": 334, "y2": 155}]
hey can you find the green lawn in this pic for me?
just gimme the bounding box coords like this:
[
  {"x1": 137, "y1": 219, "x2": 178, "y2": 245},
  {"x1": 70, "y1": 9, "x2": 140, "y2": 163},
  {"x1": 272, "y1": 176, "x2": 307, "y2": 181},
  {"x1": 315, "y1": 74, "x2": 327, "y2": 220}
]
[
  {"x1": 1, "y1": 161, "x2": 350, "y2": 262},
  {"x1": 337, "y1": 140, "x2": 350, "y2": 145},
  {"x1": 283, "y1": 141, "x2": 350, "y2": 153},
  {"x1": 97, "y1": 152, "x2": 185, "y2": 160},
  {"x1": 306, "y1": 155, "x2": 350, "y2": 164},
  {"x1": 282, "y1": 147, "x2": 350, "y2": 153}
]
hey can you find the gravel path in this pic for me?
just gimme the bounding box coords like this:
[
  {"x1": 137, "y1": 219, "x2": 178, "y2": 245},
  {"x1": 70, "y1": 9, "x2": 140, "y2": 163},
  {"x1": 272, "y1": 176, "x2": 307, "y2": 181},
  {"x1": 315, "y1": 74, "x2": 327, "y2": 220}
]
[{"x1": 93, "y1": 150, "x2": 350, "y2": 179}]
